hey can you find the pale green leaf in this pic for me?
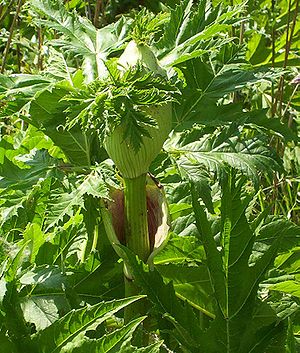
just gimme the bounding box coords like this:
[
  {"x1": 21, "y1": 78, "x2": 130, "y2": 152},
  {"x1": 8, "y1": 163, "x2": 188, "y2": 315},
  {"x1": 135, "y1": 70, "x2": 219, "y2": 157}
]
[
  {"x1": 270, "y1": 279, "x2": 300, "y2": 299},
  {"x1": 23, "y1": 223, "x2": 46, "y2": 263}
]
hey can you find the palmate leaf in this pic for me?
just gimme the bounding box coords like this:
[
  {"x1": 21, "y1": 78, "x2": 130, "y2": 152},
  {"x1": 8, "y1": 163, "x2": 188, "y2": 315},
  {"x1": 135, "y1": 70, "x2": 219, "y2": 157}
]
[
  {"x1": 45, "y1": 170, "x2": 108, "y2": 231},
  {"x1": 175, "y1": 58, "x2": 279, "y2": 124},
  {"x1": 31, "y1": 296, "x2": 145, "y2": 353},
  {"x1": 30, "y1": 0, "x2": 97, "y2": 56},
  {"x1": 30, "y1": 0, "x2": 130, "y2": 80},
  {"x1": 0, "y1": 150, "x2": 60, "y2": 228},
  {"x1": 190, "y1": 174, "x2": 297, "y2": 353},
  {"x1": 173, "y1": 98, "x2": 297, "y2": 142},
  {"x1": 156, "y1": 0, "x2": 244, "y2": 66},
  {"x1": 165, "y1": 129, "x2": 281, "y2": 189}
]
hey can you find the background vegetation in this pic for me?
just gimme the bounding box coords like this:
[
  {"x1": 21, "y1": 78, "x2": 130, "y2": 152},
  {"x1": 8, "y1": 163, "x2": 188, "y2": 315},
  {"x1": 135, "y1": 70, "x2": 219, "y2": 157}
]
[{"x1": 0, "y1": 0, "x2": 299, "y2": 352}]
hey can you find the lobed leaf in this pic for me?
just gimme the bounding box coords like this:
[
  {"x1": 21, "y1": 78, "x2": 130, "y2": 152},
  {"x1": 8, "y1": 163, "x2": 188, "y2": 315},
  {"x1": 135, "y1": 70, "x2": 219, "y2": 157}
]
[
  {"x1": 70, "y1": 316, "x2": 146, "y2": 353},
  {"x1": 32, "y1": 296, "x2": 145, "y2": 353}
]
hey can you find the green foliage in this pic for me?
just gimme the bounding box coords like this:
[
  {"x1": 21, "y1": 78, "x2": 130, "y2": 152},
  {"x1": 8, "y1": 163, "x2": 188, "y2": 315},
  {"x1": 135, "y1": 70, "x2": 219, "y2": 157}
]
[
  {"x1": 0, "y1": 0, "x2": 299, "y2": 351},
  {"x1": 32, "y1": 296, "x2": 144, "y2": 353},
  {"x1": 156, "y1": 0, "x2": 245, "y2": 66},
  {"x1": 30, "y1": 0, "x2": 131, "y2": 79},
  {"x1": 117, "y1": 172, "x2": 300, "y2": 352},
  {"x1": 63, "y1": 64, "x2": 179, "y2": 152}
]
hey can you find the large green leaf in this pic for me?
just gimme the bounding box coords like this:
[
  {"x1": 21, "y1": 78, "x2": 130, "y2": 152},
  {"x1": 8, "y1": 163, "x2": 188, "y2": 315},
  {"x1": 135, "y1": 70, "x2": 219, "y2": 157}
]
[
  {"x1": 116, "y1": 245, "x2": 203, "y2": 351},
  {"x1": 191, "y1": 183, "x2": 226, "y2": 317},
  {"x1": 165, "y1": 128, "x2": 281, "y2": 188},
  {"x1": 32, "y1": 296, "x2": 145, "y2": 353},
  {"x1": 0, "y1": 149, "x2": 58, "y2": 189},
  {"x1": 154, "y1": 234, "x2": 205, "y2": 265},
  {"x1": 70, "y1": 316, "x2": 146, "y2": 353},
  {"x1": 0, "y1": 75, "x2": 104, "y2": 167},
  {"x1": 17, "y1": 265, "x2": 71, "y2": 331},
  {"x1": 28, "y1": 82, "x2": 97, "y2": 167},
  {"x1": 175, "y1": 58, "x2": 278, "y2": 123},
  {"x1": 269, "y1": 277, "x2": 300, "y2": 299},
  {"x1": 30, "y1": 0, "x2": 130, "y2": 80},
  {"x1": 190, "y1": 173, "x2": 295, "y2": 353},
  {"x1": 0, "y1": 74, "x2": 53, "y2": 100},
  {"x1": 156, "y1": 263, "x2": 215, "y2": 317},
  {"x1": 45, "y1": 170, "x2": 108, "y2": 231},
  {"x1": 0, "y1": 150, "x2": 60, "y2": 228},
  {"x1": 156, "y1": 0, "x2": 244, "y2": 66}
]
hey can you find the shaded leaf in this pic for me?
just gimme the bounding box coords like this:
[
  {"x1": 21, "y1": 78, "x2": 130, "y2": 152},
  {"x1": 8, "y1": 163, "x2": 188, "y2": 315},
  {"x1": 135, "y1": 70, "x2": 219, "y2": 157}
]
[
  {"x1": 70, "y1": 316, "x2": 146, "y2": 353},
  {"x1": 32, "y1": 296, "x2": 145, "y2": 353}
]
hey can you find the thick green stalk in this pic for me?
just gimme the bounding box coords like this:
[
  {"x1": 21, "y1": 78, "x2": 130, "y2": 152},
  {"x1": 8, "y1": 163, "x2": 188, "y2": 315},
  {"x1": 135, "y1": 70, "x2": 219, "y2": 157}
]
[
  {"x1": 124, "y1": 173, "x2": 150, "y2": 262},
  {"x1": 123, "y1": 173, "x2": 150, "y2": 324}
]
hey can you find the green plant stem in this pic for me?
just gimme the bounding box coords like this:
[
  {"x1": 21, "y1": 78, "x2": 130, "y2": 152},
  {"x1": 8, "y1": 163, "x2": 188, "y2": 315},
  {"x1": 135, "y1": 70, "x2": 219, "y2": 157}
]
[
  {"x1": 124, "y1": 173, "x2": 150, "y2": 262},
  {"x1": 1, "y1": 0, "x2": 22, "y2": 73},
  {"x1": 123, "y1": 173, "x2": 150, "y2": 325}
]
